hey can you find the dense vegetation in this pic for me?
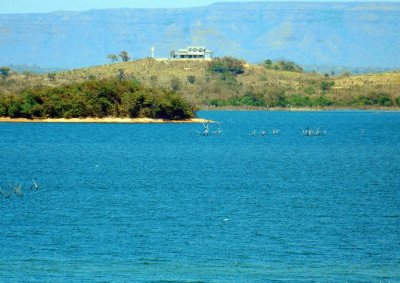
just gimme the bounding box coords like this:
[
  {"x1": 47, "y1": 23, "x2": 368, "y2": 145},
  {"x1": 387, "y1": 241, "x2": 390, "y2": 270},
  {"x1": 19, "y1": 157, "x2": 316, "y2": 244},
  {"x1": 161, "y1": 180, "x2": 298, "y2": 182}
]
[
  {"x1": 263, "y1": 60, "x2": 304, "y2": 73},
  {"x1": 204, "y1": 58, "x2": 398, "y2": 108},
  {"x1": 0, "y1": 78, "x2": 196, "y2": 120},
  {"x1": 0, "y1": 58, "x2": 399, "y2": 111},
  {"x1": 208, "y1": 57, "x2": 245, "y2": 75},
  {"x1": 208, "y1": 91, "x2": 396, "y2": 108}
]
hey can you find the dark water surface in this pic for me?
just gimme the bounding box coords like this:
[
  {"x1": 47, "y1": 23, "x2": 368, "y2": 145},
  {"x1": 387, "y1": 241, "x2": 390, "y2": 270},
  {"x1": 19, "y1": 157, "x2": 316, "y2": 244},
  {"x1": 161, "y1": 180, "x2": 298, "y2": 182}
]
[{"x1": 1, "y1": 111, "x2": 399, "y2": 282}]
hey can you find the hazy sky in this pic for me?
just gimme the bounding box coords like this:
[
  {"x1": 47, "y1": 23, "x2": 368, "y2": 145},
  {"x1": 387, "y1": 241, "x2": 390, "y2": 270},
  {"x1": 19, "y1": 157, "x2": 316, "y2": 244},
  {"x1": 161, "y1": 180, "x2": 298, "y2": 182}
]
[{"x1": 1, "y1": 0, "x2": 399, "y2": 14}]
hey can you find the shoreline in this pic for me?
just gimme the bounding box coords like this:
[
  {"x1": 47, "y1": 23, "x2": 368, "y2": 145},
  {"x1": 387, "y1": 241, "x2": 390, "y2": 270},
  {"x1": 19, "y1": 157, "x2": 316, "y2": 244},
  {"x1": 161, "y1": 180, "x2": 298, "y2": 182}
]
[
  {"x1": 200, "y1": 106, "x2": 400, "y2": 112},
  {"x1": 0, "y1": 117, "x2": 213, "y2": 124}
]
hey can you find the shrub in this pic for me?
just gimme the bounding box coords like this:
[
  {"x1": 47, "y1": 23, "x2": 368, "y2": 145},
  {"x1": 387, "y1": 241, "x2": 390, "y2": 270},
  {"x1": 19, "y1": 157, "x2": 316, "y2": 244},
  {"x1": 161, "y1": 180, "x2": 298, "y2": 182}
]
[
  {"x1": 288, "y1": 94, "x2": 310, "y2": 107},
  {"x1": 0, "y1": 96, "x2": 8, "y2": 116},
  {"x1": 263, "y1": 60, "x2": 303, "y2": 72},
  {"x1": 304, "y1": 86, "x2": 316, "y2": 95},
  {"x1": 150, "y1": 75, "x2": 158, "y2": 83},
  {"x1": 264, "y1": 59, "x2": 272, "y2": 67},
  {"x1": 311, "y1": 96, "x2": 332, "y2": 106},
  {"x1": 7, "y1": 100, "x2": 22, "y2": 118},
  {"x1": 240, "y1": 92, "x2": 265, "y2": 106},
  {"x1": 0, "y1": 66, "x2": 11, "y2": 79},
  {"x1": 117, "y1": 69, "x2": 126, "y2": 80},
  {"x1": 219, "y1": 71, "x2": 238, "y2": 85},
  {"x1": 187, "y1": 75, "x2": 196, "y2": 84},
  {"x1": 47, "y1": 73, "x2": 56, "y2": 81},
  {"x1": 170, "y1": 77, "x2": 182, "y2": 91},
  {"x1": 208, "y1": 57, "x2": 245, "y2": 75},
  {"x1": 0, "y1": 104, "x2": 6, "y2": 116},
  {"x1": 320, "y1": 81, "x2": 335, "y2": 91},
  {"x1": 355, "y1": 92, "x2": 393, "y2": 107},
  {"x1": 377, "y1": 93, "x2": 393, "y2": 106}
]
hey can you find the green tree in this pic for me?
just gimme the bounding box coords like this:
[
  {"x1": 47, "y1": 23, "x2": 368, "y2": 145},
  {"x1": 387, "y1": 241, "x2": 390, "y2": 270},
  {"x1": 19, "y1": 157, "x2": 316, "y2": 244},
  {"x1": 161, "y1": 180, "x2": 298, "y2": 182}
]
[
  {"x1": 264, "y1": 59, "x2": 273, "y2": 69},
  {"x1": 117, "y1": 69, "x2": 126, "y2": 80},
  {"x1": 119, "y1": 50, "x2": 130, "y2": 62},
  {"x1": 240, "y1": 91, "x2": 265, "y2": 106},
  {"x1": 375, "y1": 92, "x2": 393, "y2": 106},
  {"x1": 0, "y1": 66, "x2": 10, "y2": 79},
  {"x1": 7, "y1": 99, "x2": 22, "y2": 118},
  {"x1": 311, "y1": 96, "x2": 332, "y2": 107},
  {"x1": 263, "y1": 60, "x2": 303, "y2": 72},
  {"x1": 208, "y1": 57, "x2": 245, "y2": 75},
  {"x1": 170, "y1": 77, "x2": 182, "y2": 91},
  {"x1": 48, "y1": 73, "x2": 56, "y2": 81},
  {"x1": 320, "y1": 81, "x2": 335, "y2": 91},
  {"x1": 187, "y1": 75, "x2": 196, "y2": 84},
  {"x1": 107, "y1": 54, "x2": 119, "y2": 63},
  {"x1": 0, "y1": 104, "x2": 6, "y2": 116},
  {"x1": 287, "y1": 94, "x2": 310, "y2": 107}
]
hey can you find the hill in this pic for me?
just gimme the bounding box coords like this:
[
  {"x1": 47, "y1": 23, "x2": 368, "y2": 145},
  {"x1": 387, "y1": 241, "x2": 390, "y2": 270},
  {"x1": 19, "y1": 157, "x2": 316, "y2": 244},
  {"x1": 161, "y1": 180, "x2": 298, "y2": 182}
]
[
  {"x1": 0, "y1": 2, "x2": 399, "y2": 69},
  {"x1": 1, "y1": 59, "x2": 399, "y2": 109}
]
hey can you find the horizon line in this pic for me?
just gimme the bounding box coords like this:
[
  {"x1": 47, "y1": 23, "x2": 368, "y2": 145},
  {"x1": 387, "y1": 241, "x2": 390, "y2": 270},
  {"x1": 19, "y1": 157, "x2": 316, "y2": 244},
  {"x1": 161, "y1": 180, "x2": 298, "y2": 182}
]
[{"x1": 1, "y1": 0, "x2": 400, "y2": 15}]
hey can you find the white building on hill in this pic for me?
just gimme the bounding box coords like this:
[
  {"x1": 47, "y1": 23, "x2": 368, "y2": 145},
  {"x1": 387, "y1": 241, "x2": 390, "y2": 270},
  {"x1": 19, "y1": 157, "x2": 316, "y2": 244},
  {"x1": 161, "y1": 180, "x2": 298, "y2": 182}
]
[{"x1": 170, "y1": 46, "x2": 213, "y2": 59}]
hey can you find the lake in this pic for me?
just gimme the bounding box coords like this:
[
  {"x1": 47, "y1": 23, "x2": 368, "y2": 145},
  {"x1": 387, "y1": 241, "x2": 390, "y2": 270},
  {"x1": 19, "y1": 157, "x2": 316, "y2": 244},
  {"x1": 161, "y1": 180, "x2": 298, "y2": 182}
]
[{"x1": 0, "y1": 111, "x2": 399, "y2": 282}]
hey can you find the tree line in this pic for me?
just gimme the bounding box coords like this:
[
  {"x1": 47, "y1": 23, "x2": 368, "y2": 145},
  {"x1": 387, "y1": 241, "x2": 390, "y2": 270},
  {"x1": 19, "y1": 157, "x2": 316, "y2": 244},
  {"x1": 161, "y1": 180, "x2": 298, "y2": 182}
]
[
  {"x1": 0, "y1": 78, "x2": 197, "y2": 120},
  {"x1": 263, "y1": 59, "x2": 304, "y2": 72},
  {"x1": 208, "y1": 90, "x2": 398, "y2": 108},
  {"x1": 107, "y1": 50, "x2": 131, "y2": 63},
  {"x1": 1, "y1": 56, "x2": 398, "y2": 111}
]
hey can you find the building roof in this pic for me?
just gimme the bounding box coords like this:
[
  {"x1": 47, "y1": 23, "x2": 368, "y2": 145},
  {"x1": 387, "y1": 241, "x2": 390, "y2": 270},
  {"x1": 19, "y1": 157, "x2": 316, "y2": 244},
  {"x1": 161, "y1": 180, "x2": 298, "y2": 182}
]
[
  {"x1": 177, "y1": 46, "x2": 210, "y2": 53},
  {"x1": 170, "y1": 46, "x2": 213, "y2": 59}
]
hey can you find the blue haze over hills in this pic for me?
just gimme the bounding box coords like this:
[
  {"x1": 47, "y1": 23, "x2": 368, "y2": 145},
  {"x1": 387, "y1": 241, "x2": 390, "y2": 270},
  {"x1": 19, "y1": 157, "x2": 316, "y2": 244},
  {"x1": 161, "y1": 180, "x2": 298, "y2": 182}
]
[{"x1": 0, "y1": 2, "x2": 399, "y2": 69}]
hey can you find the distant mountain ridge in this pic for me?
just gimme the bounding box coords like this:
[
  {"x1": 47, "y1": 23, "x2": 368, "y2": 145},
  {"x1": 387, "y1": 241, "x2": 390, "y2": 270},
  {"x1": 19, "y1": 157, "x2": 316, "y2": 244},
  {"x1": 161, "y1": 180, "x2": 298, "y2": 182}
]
[{"x1": 0, "y1": 2, "x2": 399, "y2": 69}]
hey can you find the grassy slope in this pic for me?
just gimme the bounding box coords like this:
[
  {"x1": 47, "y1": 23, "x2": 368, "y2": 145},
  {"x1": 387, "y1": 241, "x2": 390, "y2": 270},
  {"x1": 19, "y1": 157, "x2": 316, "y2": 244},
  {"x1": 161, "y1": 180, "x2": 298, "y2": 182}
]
[{"x1": 2, "y1": 58, "x2": 400, "y2": 108}]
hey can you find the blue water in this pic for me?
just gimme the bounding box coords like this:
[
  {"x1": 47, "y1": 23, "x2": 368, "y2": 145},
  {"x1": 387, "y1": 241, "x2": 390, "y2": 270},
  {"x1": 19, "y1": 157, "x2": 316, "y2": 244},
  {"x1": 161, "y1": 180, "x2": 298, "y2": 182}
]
[{"x1": 0, "y1": 111, "x2": 399, "y2": 282}]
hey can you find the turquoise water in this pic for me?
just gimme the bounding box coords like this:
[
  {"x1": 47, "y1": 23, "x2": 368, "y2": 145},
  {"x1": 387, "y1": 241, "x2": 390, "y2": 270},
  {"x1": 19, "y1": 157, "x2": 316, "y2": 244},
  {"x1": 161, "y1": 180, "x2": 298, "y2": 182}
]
[{"x1": 0, "y1": 111, "x2": 399, "y2": 282}]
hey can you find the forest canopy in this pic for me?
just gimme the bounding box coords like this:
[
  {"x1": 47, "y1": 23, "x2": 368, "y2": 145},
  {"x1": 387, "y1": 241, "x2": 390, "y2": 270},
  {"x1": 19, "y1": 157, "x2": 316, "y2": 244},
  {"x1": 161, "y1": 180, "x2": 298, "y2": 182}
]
[{"x1": 0, "y1": 78, "x2": 197, "y2": 120}]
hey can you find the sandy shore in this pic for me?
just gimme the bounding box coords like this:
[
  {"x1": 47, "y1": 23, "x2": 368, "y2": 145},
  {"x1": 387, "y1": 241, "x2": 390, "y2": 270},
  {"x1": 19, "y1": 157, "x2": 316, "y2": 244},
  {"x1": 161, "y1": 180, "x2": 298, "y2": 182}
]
[{"x1": 0, "y1": 117, "x2": 213, "y2": 124}]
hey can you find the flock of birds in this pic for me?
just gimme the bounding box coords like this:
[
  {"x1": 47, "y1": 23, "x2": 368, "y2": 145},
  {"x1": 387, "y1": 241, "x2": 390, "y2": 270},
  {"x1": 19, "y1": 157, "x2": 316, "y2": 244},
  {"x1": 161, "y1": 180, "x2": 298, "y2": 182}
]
[
  {"x1": 1, "y1": 125, "x2": 329, "y2": 200},
  {"x1": 195, "y1": 122, "x2": 222, "y2": 136},
  {"x1": 251, "y1": 129, "x2": 281, "y2": 136},
  {"x1": 301, "y1": 128, "x2": 327, "y2": 136},
  {"x1": 0, "y1": 179, "x2": 40, "y2": 200},
  {"x1": 196, "y1": 122, "x2": 327, "y2": 137}
]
